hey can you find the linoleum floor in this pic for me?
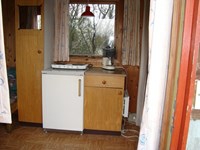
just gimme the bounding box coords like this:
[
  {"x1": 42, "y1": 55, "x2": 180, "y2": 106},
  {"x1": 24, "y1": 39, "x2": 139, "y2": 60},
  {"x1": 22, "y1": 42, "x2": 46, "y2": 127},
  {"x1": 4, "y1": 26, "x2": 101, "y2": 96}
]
[{"x1": 0, "y1": 114, "x2": 139, "y2": 150}]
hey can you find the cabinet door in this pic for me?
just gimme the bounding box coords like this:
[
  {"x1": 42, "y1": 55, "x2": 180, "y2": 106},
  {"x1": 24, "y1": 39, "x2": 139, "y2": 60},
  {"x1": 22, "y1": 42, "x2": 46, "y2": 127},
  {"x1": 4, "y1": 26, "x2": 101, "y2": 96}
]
[
  {"x1": 16, "y1": 0, "x2": 44, "y2": 123},
  {"x1": 42, "y1": 74, "x2": 84, "y2": 131},
  {"x1": 84, "y1": 87, "x2": 123, "y2": 131}
]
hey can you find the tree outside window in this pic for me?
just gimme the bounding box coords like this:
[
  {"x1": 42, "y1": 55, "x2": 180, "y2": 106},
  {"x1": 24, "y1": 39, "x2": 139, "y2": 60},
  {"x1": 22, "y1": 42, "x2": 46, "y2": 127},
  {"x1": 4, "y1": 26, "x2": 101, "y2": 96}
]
[{"x1": 69, "y1": 4, "x2": 115, "y2": 56}]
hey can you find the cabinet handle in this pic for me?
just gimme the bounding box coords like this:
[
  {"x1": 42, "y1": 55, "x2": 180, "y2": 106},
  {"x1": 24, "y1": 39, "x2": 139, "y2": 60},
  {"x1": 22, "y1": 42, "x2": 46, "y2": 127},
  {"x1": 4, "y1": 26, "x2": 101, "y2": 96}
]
[
  {"x1": 102, "y1": 80, "x2": 106, "y2": 84},
  {"x1": 78, "y1": 79, "x2": 81, "y2": 96},
  {"x1": 38, "y1": 50, "x2": 42, "y2": 54}
]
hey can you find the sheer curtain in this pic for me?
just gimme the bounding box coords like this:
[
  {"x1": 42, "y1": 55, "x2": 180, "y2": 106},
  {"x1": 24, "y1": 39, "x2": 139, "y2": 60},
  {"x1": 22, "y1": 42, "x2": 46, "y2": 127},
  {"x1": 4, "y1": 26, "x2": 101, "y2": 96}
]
[
  {"x1": 54, "y1": 0, "x2": 70, "y2": 62},
  {"x1": 136, "y1": 0, "x2": 149, "y2": 126},
  {"x1": 137, "y1": 0, "x2": 173, "y2": 149},
  {"x1": 122, "y1": 0, "x2": 140, "y2": 66},
  {"x1": 0, "y1": 2, "x2": 11, "y2": 124}
]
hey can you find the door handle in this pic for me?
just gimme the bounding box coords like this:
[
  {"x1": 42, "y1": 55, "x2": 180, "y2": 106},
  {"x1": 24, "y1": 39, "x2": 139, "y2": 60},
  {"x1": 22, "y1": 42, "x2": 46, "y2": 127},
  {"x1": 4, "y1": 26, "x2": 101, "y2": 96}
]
[
  {"x1": 78, "y1": 79, "x2": 81, "y2": 96},
  {"x1": 102, "y1": 80, "x2": 106, "y2": 84}
]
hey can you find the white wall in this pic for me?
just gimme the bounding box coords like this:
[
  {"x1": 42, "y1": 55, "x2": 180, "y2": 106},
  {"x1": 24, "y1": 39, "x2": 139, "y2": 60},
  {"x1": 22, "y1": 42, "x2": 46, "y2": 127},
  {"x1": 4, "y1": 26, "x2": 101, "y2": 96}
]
[
  {"x1": 137, "y1": 0, "x2": 173, "y2": 149},
  {"x1": 44, "y1": 0, "x2": 54, "y2": 69}
]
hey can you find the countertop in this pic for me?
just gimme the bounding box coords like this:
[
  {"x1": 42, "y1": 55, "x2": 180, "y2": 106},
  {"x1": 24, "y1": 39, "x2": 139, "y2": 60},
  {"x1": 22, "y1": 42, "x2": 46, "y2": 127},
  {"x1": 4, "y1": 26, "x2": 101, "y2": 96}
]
[
  {"x1": 42, "y1": 68, "x2": 86, "y2": 76},
  {"x1": 85, "y1": 67, "x2": 126, "y2": 77}
]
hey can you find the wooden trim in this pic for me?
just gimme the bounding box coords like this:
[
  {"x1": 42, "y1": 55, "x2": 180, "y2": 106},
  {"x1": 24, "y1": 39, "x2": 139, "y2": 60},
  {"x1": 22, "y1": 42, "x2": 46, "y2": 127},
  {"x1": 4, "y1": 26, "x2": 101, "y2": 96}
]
[
  {"x1": 115, "y1": 0, "x2": 124, "y2": 64},
  {"x1": 169, "y1": 0, "x2": 194, "y2": 148},
  {"x1": 159, "y1": 0, "x2": 186, "y2": 149},
  {"x1": 178, "y1": 0, "x2": 200, "y2": 149},
  {"x1": 58, "y1": 56, "x2": 121, "y2": 67},
  {"x1": 169, "y1": 0, "x2": 195, "y2": 148},
  {"x1": 170, "y1": 0, "x2": 200, "y2": 149},
  {"x1": 70, "y1": 0, "x2": 121, "y2": 4}
]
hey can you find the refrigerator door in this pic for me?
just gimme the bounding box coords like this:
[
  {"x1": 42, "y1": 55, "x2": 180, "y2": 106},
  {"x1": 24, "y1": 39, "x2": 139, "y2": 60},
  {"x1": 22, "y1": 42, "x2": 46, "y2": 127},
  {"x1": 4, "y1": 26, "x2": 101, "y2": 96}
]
[{"x1": 42, "y1": 73, "x2": 84, "y2": 131}]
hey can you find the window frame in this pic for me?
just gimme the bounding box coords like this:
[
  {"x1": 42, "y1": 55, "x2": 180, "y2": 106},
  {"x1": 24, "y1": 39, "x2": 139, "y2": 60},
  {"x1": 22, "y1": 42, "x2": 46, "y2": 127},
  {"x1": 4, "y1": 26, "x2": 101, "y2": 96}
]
[{"x1": 69, "y1": 0, "x2": 124, "y2": 66}]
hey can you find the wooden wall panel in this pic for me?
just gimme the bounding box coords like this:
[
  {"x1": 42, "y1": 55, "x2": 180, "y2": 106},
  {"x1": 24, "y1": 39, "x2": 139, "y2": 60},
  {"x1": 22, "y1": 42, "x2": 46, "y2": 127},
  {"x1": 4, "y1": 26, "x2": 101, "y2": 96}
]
[
  {"x1": 2, "y1": 0, "x2": 16, "y2": 67},
  {"x1": 123, "y1": 65, "x2": 139, "y2": 113}
]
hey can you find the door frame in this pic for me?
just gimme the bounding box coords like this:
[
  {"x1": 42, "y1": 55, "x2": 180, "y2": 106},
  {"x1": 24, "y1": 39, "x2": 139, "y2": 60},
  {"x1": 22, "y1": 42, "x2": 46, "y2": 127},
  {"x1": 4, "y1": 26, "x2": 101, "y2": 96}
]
[{"x1": 170, "y1": 0, "x2": 200, "y2": 149}]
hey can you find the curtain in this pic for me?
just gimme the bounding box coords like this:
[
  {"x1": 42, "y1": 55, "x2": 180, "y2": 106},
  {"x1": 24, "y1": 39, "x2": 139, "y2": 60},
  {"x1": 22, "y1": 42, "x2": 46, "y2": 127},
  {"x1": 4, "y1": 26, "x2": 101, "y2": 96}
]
[
  {"x1": 137, "y1": 0, "x2": 173, "y2": 149},
  {"x1": 122, "y1": 0, "x2": 140, "y2": 66},
  {"x1": 0, "y1": 2, "x2": 11, "y2": 124},
  {"x1": 136, "y1": 0, "x2": 150, "y2": 126},
  {"x1": 54, "y1": 0, "x2": 70, "y2": 61}
]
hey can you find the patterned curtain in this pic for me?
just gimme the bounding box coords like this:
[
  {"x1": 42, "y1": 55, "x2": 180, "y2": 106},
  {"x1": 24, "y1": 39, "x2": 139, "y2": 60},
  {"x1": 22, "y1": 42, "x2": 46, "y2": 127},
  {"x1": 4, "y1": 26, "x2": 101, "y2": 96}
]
[
  {"x1": 0, "y1": 2, "x2": 11, "y2": 124},
  {"x1": 54, "y1": 0, "x2": 70, "y2": 61},
  {"x1": 137, "y1": 0, "x2": 173, "y2": 149},
  {"x1": 122, "y1": 0, "x2": 140, "y2": 66}
]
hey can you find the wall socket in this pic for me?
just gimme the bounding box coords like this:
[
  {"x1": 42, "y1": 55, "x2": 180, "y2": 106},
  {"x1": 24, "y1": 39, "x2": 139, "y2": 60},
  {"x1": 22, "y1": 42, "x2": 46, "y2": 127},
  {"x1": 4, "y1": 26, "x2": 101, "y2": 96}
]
[{"x1": 128, "y1": 113, "x2": 136, "y2": 123}]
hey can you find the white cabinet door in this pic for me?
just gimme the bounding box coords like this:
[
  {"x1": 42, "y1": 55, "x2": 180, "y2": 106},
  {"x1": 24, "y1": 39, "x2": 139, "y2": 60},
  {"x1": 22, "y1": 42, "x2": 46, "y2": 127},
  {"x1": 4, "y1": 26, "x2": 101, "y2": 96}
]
[{"x1": 42, "y1": 74, "x2": 84, "y2": 131}]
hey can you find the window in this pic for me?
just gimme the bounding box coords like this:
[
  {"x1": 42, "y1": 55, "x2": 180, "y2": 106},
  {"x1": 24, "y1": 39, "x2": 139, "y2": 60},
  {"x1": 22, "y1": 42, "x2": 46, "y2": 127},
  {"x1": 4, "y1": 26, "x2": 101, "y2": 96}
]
[
  {"x1": 19, "y1": 6, "x2": 41, "y2": 30},
  {"x1": 69, "y1": 0, "x2": 124, "y2": 65},
  {"x1": 69, "y1": 4, "x2": 115, "y2": 56}
]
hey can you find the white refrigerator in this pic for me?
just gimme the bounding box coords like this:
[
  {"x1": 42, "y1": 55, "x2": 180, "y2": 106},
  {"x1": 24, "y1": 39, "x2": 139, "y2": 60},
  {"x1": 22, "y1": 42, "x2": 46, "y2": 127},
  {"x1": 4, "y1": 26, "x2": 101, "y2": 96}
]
[{"x1": 42, "y1": 69, "x2": 85, "y2": 132}]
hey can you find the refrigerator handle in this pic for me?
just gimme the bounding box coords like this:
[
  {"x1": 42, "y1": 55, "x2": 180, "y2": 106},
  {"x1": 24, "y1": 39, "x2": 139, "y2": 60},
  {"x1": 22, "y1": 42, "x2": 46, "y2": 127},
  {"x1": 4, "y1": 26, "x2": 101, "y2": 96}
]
[{"x1": 78, "y1": 79, "x2": 81, "y2": 97}]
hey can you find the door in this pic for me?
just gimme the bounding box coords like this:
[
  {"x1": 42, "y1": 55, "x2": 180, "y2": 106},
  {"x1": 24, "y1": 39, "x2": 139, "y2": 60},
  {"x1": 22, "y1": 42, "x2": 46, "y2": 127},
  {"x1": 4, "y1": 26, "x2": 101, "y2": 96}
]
[
  {"x1": 15, "y1": 0, "x2": 44, "y2": 123},
  {"x1": 42, "y1": 74, "x2": 84, "y2": 131}
]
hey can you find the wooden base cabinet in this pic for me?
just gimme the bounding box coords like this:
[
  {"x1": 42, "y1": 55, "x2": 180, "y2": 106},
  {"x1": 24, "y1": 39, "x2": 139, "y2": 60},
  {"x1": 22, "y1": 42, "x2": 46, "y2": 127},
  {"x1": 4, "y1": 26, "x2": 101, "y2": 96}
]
[{"x1": 84, "y1": 68, "x2": 125, "y2": 131}]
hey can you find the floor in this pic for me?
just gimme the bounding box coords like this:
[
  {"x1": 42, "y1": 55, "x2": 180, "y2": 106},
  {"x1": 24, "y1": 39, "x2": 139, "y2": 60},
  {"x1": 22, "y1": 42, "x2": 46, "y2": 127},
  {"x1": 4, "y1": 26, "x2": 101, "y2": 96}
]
[{"x1": 0, "y1": 114, "x2": 139, "y2": 150}]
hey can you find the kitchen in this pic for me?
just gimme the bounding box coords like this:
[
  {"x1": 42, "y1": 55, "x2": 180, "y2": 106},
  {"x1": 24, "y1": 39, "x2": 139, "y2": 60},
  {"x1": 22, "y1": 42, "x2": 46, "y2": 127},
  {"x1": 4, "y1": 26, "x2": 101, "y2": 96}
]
[
  {"x1": 1, "y1": 0, "x2": 141, "y2": 149},
  {"x1": 16, "y1": 0, "x2": 130, "y2": 133},
  {"x1": 1, "y1": 0, "x2": 199, "y2": 149}
]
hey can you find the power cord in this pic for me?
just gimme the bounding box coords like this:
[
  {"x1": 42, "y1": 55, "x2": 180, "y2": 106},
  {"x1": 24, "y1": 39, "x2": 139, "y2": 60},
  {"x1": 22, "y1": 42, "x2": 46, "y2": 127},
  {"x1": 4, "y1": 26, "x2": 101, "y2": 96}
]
[
  {"x1": 121, "y1": 117, "x2": 139, "y2": 141},
  {"x1": 121, "y1": 67, "x2": 139, "y2": 141}
]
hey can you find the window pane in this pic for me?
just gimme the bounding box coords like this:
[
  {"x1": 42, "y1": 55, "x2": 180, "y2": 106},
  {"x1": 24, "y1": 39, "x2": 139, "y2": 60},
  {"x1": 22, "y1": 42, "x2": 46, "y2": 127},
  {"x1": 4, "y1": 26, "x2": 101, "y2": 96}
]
[
  {"x1": 19, "y1": 6, "x2": 41, "y2": 29},
  {"x1": 69, "y1": 4, "x2": 115, "y2": 56}
]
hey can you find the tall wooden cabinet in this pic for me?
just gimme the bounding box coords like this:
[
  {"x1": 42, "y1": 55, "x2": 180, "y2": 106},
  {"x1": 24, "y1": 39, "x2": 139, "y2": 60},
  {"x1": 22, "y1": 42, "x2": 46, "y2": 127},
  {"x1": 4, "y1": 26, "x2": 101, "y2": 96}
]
[
  {"x1": 15, "y1": 0, "x2": 44, "y2": 123},
  {"x1": 84, "y1": 68, "x2": 126, "y2": 131}
]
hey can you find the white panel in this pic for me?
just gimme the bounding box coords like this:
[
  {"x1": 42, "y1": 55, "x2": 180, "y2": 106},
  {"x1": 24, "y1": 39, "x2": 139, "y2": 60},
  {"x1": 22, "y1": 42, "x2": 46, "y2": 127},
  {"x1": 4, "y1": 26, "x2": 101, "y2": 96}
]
[
  {"x1": 194, "y1": 80, "x2": 200, "y2": 109},
  {"x1": 42, "y1": 73, "x2": 84, "y2": 131},
  {"x1": 186, "y1": 120, "x2": 200, "y2": 150},
  {"x1": 123, "y1": 90, "x2": 129, "y2": 118},
  {"x1": 138, "y1": 0, "x2": 174, "y2": 149}
]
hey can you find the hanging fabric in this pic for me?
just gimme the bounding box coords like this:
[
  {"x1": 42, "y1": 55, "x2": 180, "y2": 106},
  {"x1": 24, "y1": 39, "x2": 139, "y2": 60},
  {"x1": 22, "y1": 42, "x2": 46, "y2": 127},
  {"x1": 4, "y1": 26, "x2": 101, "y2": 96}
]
[
  {"x1": 54, "y1": 0, "x2": 70, "y2": 62},
  {"x1": 0, "y1": 2, "x2": 11, "y2": 124},
  {"x1": 122, "y1": 0, "x2": 140, "y2": 66},
  {"x1": 136, "y1": 0, "x2": 150, "y2": 126},
  {"x1": 137, "y1": 0, "x2": 173, "y2": 149}
]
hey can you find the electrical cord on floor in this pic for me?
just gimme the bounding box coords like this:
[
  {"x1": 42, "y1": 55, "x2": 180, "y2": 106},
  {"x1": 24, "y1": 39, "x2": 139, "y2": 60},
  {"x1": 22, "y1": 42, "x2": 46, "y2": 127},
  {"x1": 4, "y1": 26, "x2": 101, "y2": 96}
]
[
  {"x1": 120, "y1": 67, "x2": 139, "y2": 141},
  {"x1": 121, "y1": 117, "x2": 139, "y2": 141}
]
